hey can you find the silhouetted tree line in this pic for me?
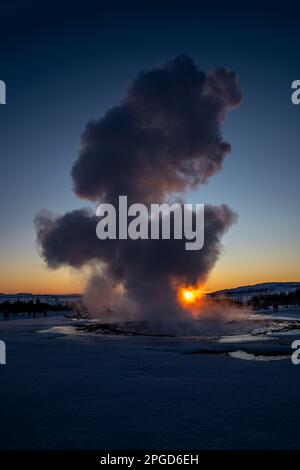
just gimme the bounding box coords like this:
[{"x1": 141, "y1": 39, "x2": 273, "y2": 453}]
[
  {"x1": 248, "y1": 289, "x2": 300, "y2": 310},
  {"x1": 0, "y1": 298, "x2": 70, "y2": 319}
]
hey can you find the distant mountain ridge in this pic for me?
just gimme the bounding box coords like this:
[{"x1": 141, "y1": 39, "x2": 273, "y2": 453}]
[
  {"x1": 211, "y1": 282, "x2": 300, "y2": 298},
  {"x1": 1, "y1": 282, "x2": 300, "y2": 301}
]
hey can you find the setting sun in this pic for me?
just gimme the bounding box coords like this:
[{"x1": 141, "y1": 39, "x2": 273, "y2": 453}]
[
  {"x1": 183, "y1": 290, "x2": 195, "y2": 302},
  {"x1": 177, "y1": 284, "x2": 206, "y2": 310}
]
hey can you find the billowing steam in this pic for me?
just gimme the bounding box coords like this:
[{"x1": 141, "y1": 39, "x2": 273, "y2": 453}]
[
  {"x1": 72, "y1": 55, "x2": 241, "y2": 205},
  {"x1": 34, "y1": 55, "x2": 242, "y2": 324}
]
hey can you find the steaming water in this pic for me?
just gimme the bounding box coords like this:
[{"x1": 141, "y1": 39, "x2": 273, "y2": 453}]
[{"x1": 36, "y1": 306, "x2": 300, "y2": 362}]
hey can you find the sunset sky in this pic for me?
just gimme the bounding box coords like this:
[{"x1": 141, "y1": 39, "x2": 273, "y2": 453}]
[{"x1": 0, "y1": 1, "x2": 299, "y2": 294}]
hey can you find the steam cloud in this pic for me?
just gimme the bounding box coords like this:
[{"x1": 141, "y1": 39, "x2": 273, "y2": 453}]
[{"x1": 35, "y1": 55, "x2": 242, "y2": 322}]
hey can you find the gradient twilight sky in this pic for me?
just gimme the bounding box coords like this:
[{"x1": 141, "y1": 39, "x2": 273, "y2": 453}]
[{"x1": 0, "y1": 1, "x2": 299, "y2": 294}]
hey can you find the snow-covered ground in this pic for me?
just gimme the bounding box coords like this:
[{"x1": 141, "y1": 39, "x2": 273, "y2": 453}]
[{"x1": 1, "y1": 310, "x2": 300, "y2": 449}]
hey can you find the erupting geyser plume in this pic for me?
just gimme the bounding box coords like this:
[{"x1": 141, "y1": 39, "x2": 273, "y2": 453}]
[{"x1": 34, "y1": 55, "x2": 242, "y2": 326}]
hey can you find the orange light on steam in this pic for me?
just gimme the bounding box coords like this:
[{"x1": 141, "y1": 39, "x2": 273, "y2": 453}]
[
  {"x1": 183, "y1": 290, "x2": 195, "y2": 302},
  {"x1": 177, "y1": 284, "x2": 206, "y2": 310}
]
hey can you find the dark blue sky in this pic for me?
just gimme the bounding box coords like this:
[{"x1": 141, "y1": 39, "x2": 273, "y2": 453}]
[{"x1": 0, "y1": 1, "x2": 299, "y2": 292}]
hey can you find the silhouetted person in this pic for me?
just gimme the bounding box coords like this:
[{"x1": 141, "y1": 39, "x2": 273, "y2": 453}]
[{"x1": 3, "y1": 310, "x2": 9, "y2": 320}]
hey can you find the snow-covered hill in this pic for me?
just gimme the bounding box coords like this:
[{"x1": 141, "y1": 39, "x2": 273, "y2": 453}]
[{"x1": 210, "y1": 282, "x2": 300, "y2": 300}]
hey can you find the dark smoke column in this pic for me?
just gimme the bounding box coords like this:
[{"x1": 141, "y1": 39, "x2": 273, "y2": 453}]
[{"x1": 35, "y1": 55, "x2": 242, "y2": 319}]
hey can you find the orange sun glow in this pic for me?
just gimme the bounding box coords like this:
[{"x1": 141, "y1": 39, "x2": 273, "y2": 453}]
[{"x1": 177, "y1": 284, "x2": 206, "y2": 311}]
